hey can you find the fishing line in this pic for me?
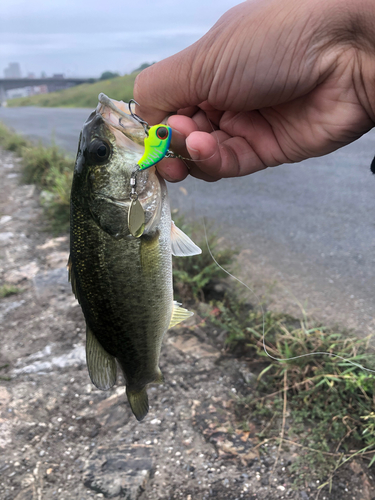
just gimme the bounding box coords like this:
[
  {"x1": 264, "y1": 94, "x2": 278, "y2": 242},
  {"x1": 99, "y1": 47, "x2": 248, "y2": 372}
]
[{"x1": 202, "y1": 219, "x2": 375, "y2": 374}]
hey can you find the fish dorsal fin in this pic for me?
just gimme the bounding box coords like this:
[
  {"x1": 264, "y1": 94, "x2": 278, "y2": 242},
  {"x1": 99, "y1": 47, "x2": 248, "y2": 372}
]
[
  {"x1": 170, "y1": 221, "x2": 202, "y2": 257},
  {"x1": 86, "y1": 326, "x2": 117, "y2": 390},
  {"x1": 169, "y1": 301, "x2": 194, "y2": 329}
]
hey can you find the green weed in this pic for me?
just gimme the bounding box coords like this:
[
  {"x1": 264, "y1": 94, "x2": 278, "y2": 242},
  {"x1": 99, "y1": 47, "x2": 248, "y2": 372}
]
[
  {"x1": 172, "y1": 216, "x2": 236, "y2": 302},
  {"x1": 205, "y1": 292, "x2": 375, "y2": 484},
  {"x1": 0, "y1": 122, "x2": 74, "y2": 233},
  {"x1": 0, "y1": 285, "x2": 21, "y2": 298},
  {"x1": 21, "y1": 142, "x2": 73, "y2": 186},
  {"x1": 0, "y1": 122, "x2": 30, "y2": 154},
  {"x1": 21, "y1": 142, "x2": 74, "y2": 233}
]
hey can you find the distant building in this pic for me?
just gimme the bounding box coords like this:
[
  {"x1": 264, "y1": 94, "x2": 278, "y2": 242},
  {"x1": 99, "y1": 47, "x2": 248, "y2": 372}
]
[
  {"x1": 6, "y1": 87, "x2": 29, "y2": 99},
  {"x1": 33, "y1": 85, "x2": 48, "y2": 95},
  {"x1": 52, "y1": 74, "x2": 64, "y2": 79},
  {"x1": 27, "y1": 73, "x2": 35, "y2": 79},
  {"x1": 6, "y1": 84, "x2": 48, "y2": 100},
  {"x1": 4, "y1": 63, "x2": 21, "y2": 79}
]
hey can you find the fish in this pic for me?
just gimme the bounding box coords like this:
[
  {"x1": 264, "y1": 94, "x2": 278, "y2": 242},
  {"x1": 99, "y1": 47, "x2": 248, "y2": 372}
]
[{"x1": 68, "y1": 93, "x2": 201, "y2": 421}]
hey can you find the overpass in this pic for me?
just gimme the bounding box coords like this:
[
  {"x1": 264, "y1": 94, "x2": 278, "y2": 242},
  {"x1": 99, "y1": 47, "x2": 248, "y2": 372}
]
[{"x1": 0, "y1": 77, "x2": 93, "y2": 103}]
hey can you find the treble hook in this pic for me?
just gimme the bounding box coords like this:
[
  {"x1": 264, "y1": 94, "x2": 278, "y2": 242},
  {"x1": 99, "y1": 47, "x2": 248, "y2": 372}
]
[{"x1": 128, "y1": 99, "x2": 149, "y2": 136}]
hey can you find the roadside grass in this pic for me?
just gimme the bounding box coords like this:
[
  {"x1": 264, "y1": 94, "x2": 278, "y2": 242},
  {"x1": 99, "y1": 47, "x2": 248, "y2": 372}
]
[
  {"x1": 0, "y1": 122, "x2": 29, "y2": 153},
  {"x1": 172, "y1": 219, "x2": 375, "y2": 484},
  {"x1": 172, "y1": 215, "x2": 236, "y2": 303},
  {"x1": 0, "y1": 122, "x2": 74, "y2": 233},
  {"x1": 6, "y1": 73, "x2": 137, "y2": 108},
  {"x1": 210, "y1": 293, "x2": 375, "y2": 486}
]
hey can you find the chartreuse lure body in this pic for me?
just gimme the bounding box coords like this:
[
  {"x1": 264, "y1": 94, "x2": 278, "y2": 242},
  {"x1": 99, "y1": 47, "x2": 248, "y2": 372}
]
[{"x1": 138, "y1": 124, "x2": 172, "y2": 170}]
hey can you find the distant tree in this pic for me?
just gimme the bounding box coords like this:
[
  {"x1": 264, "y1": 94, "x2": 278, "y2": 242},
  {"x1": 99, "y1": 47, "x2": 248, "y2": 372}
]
[
  {"x1": 99, "y1": 71, "x2": 120, "y2": 80},
  {"x1": 132, "y1": 62, "x2": 155, "y2": 73}
]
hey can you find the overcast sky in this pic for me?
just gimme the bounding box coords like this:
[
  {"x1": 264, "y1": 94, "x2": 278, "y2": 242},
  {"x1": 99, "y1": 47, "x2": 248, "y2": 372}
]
[{"x1": 0, "y1": 0, "x2": 242, "y2": 78}]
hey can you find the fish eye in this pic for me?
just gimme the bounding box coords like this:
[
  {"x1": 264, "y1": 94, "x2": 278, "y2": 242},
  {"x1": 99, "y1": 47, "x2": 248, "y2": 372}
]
[
  {"x1": 97, "y1": 145, "x2": 108, "y2": 157},
  {"x1": 88, "y1": 139, "x2": 111, "y2": 163},
  {"x1": 156, "y1": 126, "x2": 169, "y2": 140}
]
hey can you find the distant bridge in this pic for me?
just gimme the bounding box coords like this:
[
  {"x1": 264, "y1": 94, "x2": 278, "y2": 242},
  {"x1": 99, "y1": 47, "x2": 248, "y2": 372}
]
[{"x1": 0, "y1": 77, "x2": 93, "y2": 103}]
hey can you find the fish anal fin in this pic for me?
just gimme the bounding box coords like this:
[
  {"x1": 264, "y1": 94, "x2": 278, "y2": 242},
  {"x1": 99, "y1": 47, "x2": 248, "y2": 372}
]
[
  {"x1": 86, "y1": 326, "x2": 117, "y2": 390},
  {"x1": 170, "y1": 221, "x2": 202, "y2": 257},
  {"x1": 126, "y1": 387, "x2": 149, "y2": 421},
  {"x1": 169, "y1": 300, "x2": 194, "y2": 329}
]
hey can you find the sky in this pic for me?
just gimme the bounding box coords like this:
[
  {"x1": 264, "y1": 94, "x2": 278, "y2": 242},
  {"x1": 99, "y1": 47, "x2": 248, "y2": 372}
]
[{"x1": 0, "y1": 0, "x2": 242, "y2": 78}]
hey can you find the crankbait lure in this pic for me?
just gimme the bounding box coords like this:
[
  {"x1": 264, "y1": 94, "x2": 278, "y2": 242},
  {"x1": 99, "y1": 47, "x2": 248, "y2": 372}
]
[
  {"x1": 126, "y1": 100, "x2": 176, "y2": 238},
  {"x1": 128, "y1": 99, "x2": 175, "y2": 170},
  {"x1": 138, "y1": 124, "x2": 172, "y2": 170}
]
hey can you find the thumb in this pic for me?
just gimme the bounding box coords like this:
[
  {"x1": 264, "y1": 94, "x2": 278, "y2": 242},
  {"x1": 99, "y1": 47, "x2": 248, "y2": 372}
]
[{"x1": 133, "y1": 43, "x2": 211, "y2": 125}]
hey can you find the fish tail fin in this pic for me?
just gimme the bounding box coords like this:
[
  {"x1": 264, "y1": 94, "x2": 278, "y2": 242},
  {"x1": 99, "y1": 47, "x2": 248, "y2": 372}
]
[{"x1": 126, "y1": 387, "x2": 149, "y2": 422}]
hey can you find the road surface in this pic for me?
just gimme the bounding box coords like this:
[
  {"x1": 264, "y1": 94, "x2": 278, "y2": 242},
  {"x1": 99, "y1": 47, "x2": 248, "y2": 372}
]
[{"x1": 1, "y1": 106, "x2": 375, "y2": 335}]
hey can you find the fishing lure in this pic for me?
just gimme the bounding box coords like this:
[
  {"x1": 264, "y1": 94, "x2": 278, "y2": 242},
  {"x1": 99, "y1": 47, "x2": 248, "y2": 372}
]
[
  {"x1": 126, "y1": 100, "x2": 176, "y2": 238},
  {"x1": 138, "y1": 124, "x2": 172, "y2": 170},
  {"x1": 128, "y1": 99, "x2": 174, "y2": 170}
]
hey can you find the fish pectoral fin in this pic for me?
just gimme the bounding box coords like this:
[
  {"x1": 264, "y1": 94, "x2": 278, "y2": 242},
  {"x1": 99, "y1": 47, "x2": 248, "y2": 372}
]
[
  {"x1": 170, "y1": 221, "x2": 202, "y2": 257},
  {"x1": 126, "y1": 387, "x2": 149, "y2": 421},
  {"x1": 169, "y1": 301, "x2": 194, "y2": 329},
  {"x1": 86, "y1": 326, "x2": 117, "y2": 390}
]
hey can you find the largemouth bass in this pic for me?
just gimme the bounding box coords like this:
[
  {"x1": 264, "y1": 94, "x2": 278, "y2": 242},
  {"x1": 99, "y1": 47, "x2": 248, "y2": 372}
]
[{"x1": 69, "y1": 93, "x2": 201, "y2": 421}]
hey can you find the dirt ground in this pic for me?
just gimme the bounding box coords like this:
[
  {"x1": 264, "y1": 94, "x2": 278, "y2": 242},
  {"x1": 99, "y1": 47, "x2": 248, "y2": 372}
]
[{"x1": 0, "y1": 147, "x2": 375, "y2": 500}]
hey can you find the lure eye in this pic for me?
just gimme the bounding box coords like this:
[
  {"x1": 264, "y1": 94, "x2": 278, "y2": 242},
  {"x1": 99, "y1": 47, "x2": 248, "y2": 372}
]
[{"x1": 156, "y1": 126, "x2": 169, "y2": 140}]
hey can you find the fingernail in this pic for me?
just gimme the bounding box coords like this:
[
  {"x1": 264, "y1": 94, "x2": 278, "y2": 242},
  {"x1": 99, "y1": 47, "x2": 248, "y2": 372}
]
[{"x1": 186, "y1": 138, "x2": 199, "y2": 161}]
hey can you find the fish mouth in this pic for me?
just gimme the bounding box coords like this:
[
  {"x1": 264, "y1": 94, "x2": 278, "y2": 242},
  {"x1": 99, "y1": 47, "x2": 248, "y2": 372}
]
[
  {"x1": 98, "y1": 93, "x2": 136, "y2": 122},
  {"x1": 97, "y1": 93, "x2": 145, "y2": 151}
]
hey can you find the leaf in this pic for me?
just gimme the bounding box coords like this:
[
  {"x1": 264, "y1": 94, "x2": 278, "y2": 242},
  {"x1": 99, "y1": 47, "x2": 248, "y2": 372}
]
[{"x1": 257, "y1": 364, "x2": 274, "y2": 381}]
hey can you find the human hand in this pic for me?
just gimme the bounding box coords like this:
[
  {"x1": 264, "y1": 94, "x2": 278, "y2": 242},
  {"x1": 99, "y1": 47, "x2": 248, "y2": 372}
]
[{"x1": 134, "y1": 0, "x2": 375, "y2": 182}]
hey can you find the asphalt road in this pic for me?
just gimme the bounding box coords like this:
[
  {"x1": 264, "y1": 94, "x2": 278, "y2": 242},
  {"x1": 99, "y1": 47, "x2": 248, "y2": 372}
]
[{"x1": 1, "y1": 106, "x2": 375, "y2": 335}]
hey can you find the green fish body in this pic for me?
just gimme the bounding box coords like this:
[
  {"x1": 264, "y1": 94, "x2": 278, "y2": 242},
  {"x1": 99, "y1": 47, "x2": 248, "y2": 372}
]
[{"x1": 69, "y1": 94, "x2": 201, "y2": 421}]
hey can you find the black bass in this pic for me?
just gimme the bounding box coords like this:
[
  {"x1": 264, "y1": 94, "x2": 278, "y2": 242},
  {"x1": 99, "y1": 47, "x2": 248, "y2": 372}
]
[{"x1": 69, "y1": 93, "x2": 201, "y2": 421}]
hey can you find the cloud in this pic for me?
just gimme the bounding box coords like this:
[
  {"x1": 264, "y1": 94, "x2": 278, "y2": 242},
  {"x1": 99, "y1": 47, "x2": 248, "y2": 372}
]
[
  {"x1": 0, "y1": 0, "x2": 240, "y2": 76},
  {"x1": 0, "y1": 28, "x2": 208, "y2": 76}
]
